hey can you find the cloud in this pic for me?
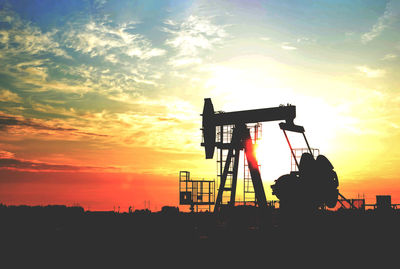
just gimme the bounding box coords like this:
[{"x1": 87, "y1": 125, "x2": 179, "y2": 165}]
[
  {"x1": 0, "y1": 92, "x2": 199, "y2": 152},
  {"x1": 65, "y1": 20, "x2": 166, "y2": 60},
  {"x1": 78, "y1": 96, "x2": 201, "y2": 151},
  {"x1": 390, "y1": 122, "x2": 400, "y2": 129},
  {"x1": 0, "y1": 150, "x2": 15, "y2": 159},
  {"x1": 296, "y1": 37, "x2": 315, "y2": 44},
  {"x1": 361, "y1": 1, "x2": 400, "y2": 44},
  {"x1": 281, "y1": 42, "x2": 297, "y2": 50},
  {"x1": 164, "y1": 15, "x2": 227, "y2": 65},
  {"x1": 0, "y1": 30, "x2": 9, "y2": 44},
  {"x1": 127, "y1": 47, "x2": 166, "y2": 59},
  {"x1": 0, "y1": 114, "x2": 76, "y2": 132},
  {"x1": 16, "y1": 60, "x2": 49, "y2": 81},
  {"x1": 3, "y1": 57, "x2": 159, "y2": 99},
  {"x1": 356, "y1": 66, "x2": 386, "y2": 78},
  {"x1": 0, "y1": 9, "x2": 70, "y2": 58},
  {"x1": 104, "y1": 53, "x2": 118, "y2": 63},
  {"x1": 94, "y1": 0, "x2": 109, "y2": 8},
  {"x1": 168, "y1": 57, "x2": 203, "y2": 67},
  {"x1": 0, "y1": 112, "x2": 109, "y2": 138},
  {"x1": 0, "y1": 156, "x2": 116, "y2": 172},
  {"x1": 382, "y1": 53, "x2": 397, "y2": 60},
  {"x1": 0, "y1": 8, "x2": 166, "y2": 106},
  {"x1": 0, "y1": 89, "x2": 22, "y2": 103}
]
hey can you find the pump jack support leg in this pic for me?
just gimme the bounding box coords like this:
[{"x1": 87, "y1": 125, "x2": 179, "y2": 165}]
[
  {"x1": 214, "y1": 127, "x2": 241, "y2": 212},
  {"x1": 241, "y1": 125, "x2": 268, "y2": 208},
  {"x1": 214, "y1": 147, "x2": 233, "y2": 212}
]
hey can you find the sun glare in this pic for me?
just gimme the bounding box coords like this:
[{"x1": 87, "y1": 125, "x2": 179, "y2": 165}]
[
  {"x1": 204, "y1": 56, "x2": 353, "y2": 199},
  {"x1": 256, "y1": 127, "x2": 292, "y2": 181},
  {"x1": 206, "y1": 56, "x2": 350, "y2": 179}
]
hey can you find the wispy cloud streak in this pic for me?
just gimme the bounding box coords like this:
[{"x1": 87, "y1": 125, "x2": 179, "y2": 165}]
[
  {"x1": 361, "y1": 1, "x2": 400, "y2": 44},
  {"x1": 164, "y1": 15, "x2": 227, "y2": 66},
  {"x1": 0, "y1": 89, "x2": 22, "y2": 103},
  {"x1": 356, "y1": 65, "x2": 386, "y2": 78},
  {"x1": 0, "y1": 113, "x2": 109, "y2": 138},
  {"x1": 64, "y1": 20, "x2": 166, "y2": 61},
  {"x1": 0, "y1": 9, "x2": 70, "y2": 58},
  {"x1": 0, "y1": 156, "x2": 116, "y2": 172}
]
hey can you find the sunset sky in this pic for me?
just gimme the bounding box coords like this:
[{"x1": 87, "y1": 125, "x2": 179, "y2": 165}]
[{"x1": 1, "y1": 0, "x2": 400, "y2": 211}]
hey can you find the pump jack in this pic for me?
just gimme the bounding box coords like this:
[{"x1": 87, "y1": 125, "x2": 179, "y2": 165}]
[{"x1": 201, "y1": 98, "x2": 349, "y2": 213}]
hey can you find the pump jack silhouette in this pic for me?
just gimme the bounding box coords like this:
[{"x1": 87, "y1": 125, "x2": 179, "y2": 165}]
[{"x1": 201, "y1": 98, "x2": 353, "y2": 212}]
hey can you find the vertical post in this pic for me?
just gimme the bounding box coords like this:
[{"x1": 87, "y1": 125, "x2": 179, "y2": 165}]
[
  {"x1": 185, "y1": 171, "x2": 188, "y2": 192},
  {"x1": 229, "y1": 147, "x2": 241, "y2": 206},
  {"x1": 219, "y1": 125, "x2": 223, "y2": 198},
  {"x1": 207, "y1": 181, "x2": 211, "y2": 212},
  {"x1": 200, "y1": 181, "x2": 203, "y2": 202},
  {"x1": 213, "y1": 180, "x2": 215, "y2": 211},
  {"x1": 243, "y1": 151, "x2": 246, "y2": 205}
]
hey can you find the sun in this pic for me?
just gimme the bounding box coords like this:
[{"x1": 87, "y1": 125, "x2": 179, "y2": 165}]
[{"x1": 255, "y1": 128, "x2": 293, "y2": 182}]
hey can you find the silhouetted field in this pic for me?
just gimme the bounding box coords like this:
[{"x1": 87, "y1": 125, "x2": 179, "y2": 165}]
[{"x1": 1, "y1": 204, "x2": 399, "y2": 266}]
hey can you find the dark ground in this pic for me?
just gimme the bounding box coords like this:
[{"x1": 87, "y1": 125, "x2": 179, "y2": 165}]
[{"x1": 1, "y1": 204, "x2": 399, "y2": 267}]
